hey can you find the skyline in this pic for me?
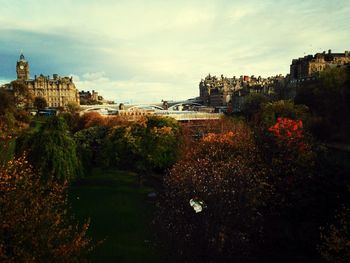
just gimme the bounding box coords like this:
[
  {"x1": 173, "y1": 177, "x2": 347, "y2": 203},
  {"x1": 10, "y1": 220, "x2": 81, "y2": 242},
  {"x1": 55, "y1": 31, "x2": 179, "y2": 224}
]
[{"x1": 1, "y1": 0, "x2": 350, "y2": 103}]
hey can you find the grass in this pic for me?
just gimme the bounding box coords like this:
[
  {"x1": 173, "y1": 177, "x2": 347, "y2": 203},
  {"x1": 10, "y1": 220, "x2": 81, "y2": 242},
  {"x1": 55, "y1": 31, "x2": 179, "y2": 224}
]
[{"x1": 69, "y1": 168, "x2": 164, "y2": 263}]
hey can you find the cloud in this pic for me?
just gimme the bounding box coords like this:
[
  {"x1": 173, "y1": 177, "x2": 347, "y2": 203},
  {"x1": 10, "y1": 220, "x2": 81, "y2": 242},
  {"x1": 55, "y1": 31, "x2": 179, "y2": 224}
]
[
  {"x1": 0, "y1": 0, "x2": 350, "y2": 102},
  {"x1": 0, "y1": 78, "x2": 11, "y2": 86},
  {"x1": 72, "y1": 71, "x2": 197, "y2": 103}
]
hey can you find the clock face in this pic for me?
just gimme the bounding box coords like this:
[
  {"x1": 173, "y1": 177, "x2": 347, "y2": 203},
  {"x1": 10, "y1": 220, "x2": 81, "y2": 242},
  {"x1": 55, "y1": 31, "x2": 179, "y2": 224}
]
[{"x1": 20, "y1": 65, "x2": 24, "y2": 69}]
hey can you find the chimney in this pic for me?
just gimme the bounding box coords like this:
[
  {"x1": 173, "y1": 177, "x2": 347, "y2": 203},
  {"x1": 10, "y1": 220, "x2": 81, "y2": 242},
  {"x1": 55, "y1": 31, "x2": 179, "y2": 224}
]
[{"x1": 328, "y1": 49, "x2": 332, "y2": 54}]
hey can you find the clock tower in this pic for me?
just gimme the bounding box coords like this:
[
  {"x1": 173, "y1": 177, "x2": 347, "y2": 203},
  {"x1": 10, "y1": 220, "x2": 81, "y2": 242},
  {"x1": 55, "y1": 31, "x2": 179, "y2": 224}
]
[{"x1": 16, "y1": 53, "x2": 30, "y2": 80}]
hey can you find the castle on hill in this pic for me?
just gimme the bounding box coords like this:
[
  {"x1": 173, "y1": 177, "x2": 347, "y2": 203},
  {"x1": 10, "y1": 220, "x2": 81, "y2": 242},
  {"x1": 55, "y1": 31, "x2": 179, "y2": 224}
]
[
  {"x1": 199, "y1": 49, "x2": 350, "y2": 111},
  {"x1": 290, "y1": 49, "x2": 350, "y2": 81}
]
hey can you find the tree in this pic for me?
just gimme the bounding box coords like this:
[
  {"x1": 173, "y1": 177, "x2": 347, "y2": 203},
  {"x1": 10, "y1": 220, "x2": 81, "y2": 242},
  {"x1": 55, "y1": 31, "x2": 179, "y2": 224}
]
[
  {"x1": 16, "y1": 116, "x2": 81, "y2": 182},
  {"x1": 10, "y1": 80, "x2": 32, "y2": 108},
  {"x1": 66, "y1": 102, "x2": 81, "y2": 114},
  {"x1": 294, "y1": 66, "x2": 350, "y2": 141},
  {"x1": 259, "y1": 100, "x2": 310, "y2": 129},
  {"x1": 141, "y1": 116, "x2": 182, "y2": 172},
  {"x1": 157, "y1": 120, "x2": 271, "y2": 262},
  {"x1": 0, "y1": 88, "x2": 15, "y2": 115},
  {"x1": 241, "y1": 93, "x2": 270, "y2": 121},
  {"x1": 99, "y1": 116, "x2": 182, "y2": 174},
  {"x1": 74, "y1": 126, "x2": 110, "y2": 170},
  {"x1": 77, "y1": 112, "x2": 107, "y2": 130},
  {"x1": 0, "y1": 156, "x2": 93, "y2": 262},
  {"x1": 33, "y1": 96, "x2": 47, "y2": 110}
]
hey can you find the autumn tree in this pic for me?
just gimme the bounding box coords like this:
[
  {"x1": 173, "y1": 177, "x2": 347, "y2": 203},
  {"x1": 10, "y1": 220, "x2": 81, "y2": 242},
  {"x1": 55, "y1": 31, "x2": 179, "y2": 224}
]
[
  {"x1": 77, "y1": 112, "x2": 107, "y2": 130},
  {"x1": 0, "y1": 156, "x2": 93, "y2": 262},
  {"x1": 157, "y1": 120, "x2": 271, "y2": 262}
]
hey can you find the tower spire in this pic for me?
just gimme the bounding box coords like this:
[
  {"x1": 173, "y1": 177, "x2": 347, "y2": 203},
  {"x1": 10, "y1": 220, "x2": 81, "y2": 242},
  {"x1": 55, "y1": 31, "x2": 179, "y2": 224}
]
[{"x1": 19, "y1": 53, "x2": 25, "y2": 61}]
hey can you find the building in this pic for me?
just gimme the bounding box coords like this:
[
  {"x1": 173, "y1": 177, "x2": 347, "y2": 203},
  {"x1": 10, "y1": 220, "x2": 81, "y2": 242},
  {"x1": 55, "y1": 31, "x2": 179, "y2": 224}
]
[
  {"x1": 290, "y1": 50, "x2": 350, "y2": 80},
  {"x1": 14, "y1": 53, "x2": 80, "y2": 108},
  {"x1": 79, "y1": 90, "x2": 105, "y2": 104},
  {"x1": 199, "y1": 73, "x2": 283, "y2": 110}
]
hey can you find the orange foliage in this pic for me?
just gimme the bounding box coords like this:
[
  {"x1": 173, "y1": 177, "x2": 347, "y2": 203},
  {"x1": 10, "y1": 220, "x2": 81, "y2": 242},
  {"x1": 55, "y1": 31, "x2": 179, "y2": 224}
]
[
  {"x1": 79, "y1": 112, "x2": 107, "y2": 129},
  {"x1": 151, "y1": 126, "x2": 173, "y2": 136},
  {"x1": 202, "y1": 131, "x2": 235, "y2": 144},
  {"x1": 78, "y1": 112, "x2": 130, "y2": 130},
  {"x1": 0, "y1": 156, "x2": 93, "y2": 262}
]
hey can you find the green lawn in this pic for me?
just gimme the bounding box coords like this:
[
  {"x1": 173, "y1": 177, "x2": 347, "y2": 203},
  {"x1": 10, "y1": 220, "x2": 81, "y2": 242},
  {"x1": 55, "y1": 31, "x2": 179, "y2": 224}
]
[{"x1": 69, "y1": 169, "x2": 164, "y2": 263}]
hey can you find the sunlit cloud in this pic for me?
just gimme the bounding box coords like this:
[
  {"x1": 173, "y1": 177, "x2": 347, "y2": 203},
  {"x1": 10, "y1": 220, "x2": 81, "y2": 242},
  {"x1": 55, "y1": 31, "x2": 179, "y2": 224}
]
[{"x1": 0, "y1": 0, "x2": 350, "y2": 102}]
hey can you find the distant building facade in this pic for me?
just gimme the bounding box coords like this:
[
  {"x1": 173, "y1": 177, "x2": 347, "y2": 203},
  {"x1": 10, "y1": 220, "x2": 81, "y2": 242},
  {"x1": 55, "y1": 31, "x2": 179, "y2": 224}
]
[
  {"x1": 14, "y1": 54, "x2": 80, "y2": 108},
  {"x1": 285, "y1": 49, "x2": 350, "y2": 100},
  {"x1": 79, "y1": 90, "x2": 104, "y2": 104},
  {"x1": 199, "y1": 74, "x2": 283, "y2": 111},
  {"x1": 290, "y1": 49, "x2": 350, "y2": 80}
]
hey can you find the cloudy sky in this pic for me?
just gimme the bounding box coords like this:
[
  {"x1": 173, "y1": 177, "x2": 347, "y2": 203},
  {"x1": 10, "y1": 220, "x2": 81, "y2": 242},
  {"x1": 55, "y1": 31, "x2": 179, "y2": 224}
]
[{"x1": 0, "y1": 0, "x2": 349, "y2": 103}]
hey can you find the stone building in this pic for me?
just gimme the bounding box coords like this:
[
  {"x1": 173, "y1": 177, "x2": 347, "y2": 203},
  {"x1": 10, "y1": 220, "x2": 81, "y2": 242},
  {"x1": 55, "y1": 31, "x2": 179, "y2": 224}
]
[
  {"x1": 290, "y1": 50, "x2": 350, "y2": 80},
  {"x1": 79, "y1": 90, "x2": 105, "y2": 105},
  {"x1": 199, "y1": 73, "x2": 282, "y2": 110},
  {"x1": 14, "y1": 53, "x2": 80, "y2": 108}
]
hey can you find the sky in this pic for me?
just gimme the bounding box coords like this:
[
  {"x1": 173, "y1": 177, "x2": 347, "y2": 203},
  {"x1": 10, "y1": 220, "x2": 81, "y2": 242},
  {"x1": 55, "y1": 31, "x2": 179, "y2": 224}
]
[{"x1": 0, "y1": 0, "x2": 349, "y2": 103}]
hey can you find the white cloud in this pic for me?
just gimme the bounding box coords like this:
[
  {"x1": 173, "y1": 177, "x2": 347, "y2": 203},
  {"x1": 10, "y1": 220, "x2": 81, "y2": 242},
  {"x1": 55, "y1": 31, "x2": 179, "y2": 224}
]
[
  {"x1": 82, "y1": 72, "x2": 108, "y2": 81},
  {"x1": 0, "y1": 79, "x2": 11, "y2": 85},
  {"x1": 73, "y1": 71, "x2": 196, "y2": 103},
  {"x1": 1, "y1": 0, "x2": 350, "y2": 102}
]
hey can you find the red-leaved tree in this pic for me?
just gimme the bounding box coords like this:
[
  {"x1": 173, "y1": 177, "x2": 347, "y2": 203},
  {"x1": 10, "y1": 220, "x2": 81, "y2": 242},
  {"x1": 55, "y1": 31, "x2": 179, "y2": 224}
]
[
  {"x1": 0, "y1": 156, "x2": 93, "y2": 262},
  {"x1": 157, "y1": 120, "x2": 271, "y2": 262}
]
